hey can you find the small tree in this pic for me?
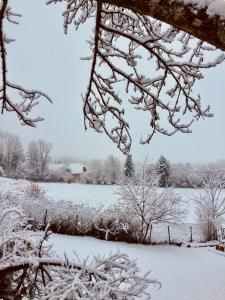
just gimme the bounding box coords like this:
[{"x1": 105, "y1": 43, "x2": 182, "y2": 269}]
[
  {"x1": 193, "y1": 167, "x2": 225, "y2": 241},
  {"x1": 118, "y1": 162, "x2": 184, "y2": 243},
  {"x1": 124, "y1": 154, "x2": 135, "y2": 179},
  {"x1": 157, "y1": 155, "x2": 170, "y2": 187}
]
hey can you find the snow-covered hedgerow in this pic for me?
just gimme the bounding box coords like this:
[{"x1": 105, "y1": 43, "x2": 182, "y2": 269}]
[
  {"x1": 0, "y1": 191, "x2": 159, "y2": 299},
  {"x1": 20, "y1": 183, "x2": 203, "y2": 244}
]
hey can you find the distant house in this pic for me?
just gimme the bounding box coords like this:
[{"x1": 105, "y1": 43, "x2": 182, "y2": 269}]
[
  {"x1": 48, "y1": 162, "x2": 86, "y2": 183},
  {"x1": 67, "y1": 163, "x2": 86, "y2": 183}
]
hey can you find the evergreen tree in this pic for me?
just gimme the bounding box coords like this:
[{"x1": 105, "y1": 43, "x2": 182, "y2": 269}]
[
  {"x1": 124, "y1": 154, "x2": 134, "y2": 178},
  {"x1": 157, "y1": 155, "x2": 170, "y2": 187}
]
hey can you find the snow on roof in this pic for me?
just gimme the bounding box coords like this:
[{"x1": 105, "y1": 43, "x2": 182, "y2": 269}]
[{"x1": 68, "y1": 163, "x2": 85, "y2": 175}]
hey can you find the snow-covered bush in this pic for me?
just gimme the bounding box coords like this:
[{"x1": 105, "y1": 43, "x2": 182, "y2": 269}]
[
  {"x1": 23, "y1": 182, "x2": 46, "y2": 200},
  {"x1": 93, "y1": 206, "x2": 140, "y2": 242},
  {"x1": 50, "y1": 201, "x2": 97, "y2": 235}
]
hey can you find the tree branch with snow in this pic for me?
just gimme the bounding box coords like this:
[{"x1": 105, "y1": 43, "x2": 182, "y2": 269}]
[
  {"x1": 48, "y1": 0, "x2": 224, "y2": 153},
  {"x1": 0, "y1": 1, "x2": 52, "y2": 126}
]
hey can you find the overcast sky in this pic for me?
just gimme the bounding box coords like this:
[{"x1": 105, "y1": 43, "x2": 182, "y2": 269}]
[{"x1": 1, "y1": 0, "x2": 225, "y2": 163}]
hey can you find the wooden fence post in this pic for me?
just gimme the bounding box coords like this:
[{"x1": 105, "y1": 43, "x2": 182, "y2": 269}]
[
  {"x1": 190, "y1": 226, "x2": 193, "y2": 243},
  {"x1": 149, "y1": 224, "x2": 152, "y2": 244},
  {"x1": 75, "y1": 214, "x2": 79, "y2": 232},
  {"x1": 167, "y1": 226, "x2": 171, "y2": 244}
]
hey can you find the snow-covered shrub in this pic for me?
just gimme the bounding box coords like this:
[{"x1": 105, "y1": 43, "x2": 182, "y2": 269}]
[
  {"x1": 21, "y1": 184, "x2": 52, "y2": 231},
  {"x1": 23, "y1": 182, "x2": 46, "y2": 200},
  {"x1": 50, "y1": 201, "x2": 97, "y2": 235},
  {"x1": 93, "y1": 206, "x2": 140, "y2": 242}
]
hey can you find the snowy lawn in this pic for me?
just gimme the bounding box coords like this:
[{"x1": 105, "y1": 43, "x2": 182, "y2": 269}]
[
  {"x1": 34, "y1": 182, "x2": 207, "y2": 223},
  {"x1": 37, "y1": 182, "x2": 198, "y2": 222},
  {"x1": 39, "y1": 181, "x2": 119, "y2": 209},
  {"x1": 1, "y1": 176, "x2": 225, "y2": 223},
  {"x1": 50, "y1": 234, "x2": 225, "y2": 300}
]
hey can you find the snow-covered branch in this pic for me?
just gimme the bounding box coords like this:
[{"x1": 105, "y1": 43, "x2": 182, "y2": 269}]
[
  {"x1": 0, "y1": 1, "x2": 52, "y2": 126},
  {"x1": 48, "y1": 0, "x2": 224, "y2": 153}
]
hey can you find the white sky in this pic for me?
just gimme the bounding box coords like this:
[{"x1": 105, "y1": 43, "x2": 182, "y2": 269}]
[{"x1": 0, "y1": 0, "x2": 225, "y2": 163}]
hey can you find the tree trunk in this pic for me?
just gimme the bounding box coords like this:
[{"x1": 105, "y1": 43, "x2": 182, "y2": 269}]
[{"x1": 99, "y1": 0, "x2": 225, "y2": 51}]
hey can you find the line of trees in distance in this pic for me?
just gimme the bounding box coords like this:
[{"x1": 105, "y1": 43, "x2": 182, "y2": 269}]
[{"x1": 0, "y1": 130, "x2": 225, "y2": 187}]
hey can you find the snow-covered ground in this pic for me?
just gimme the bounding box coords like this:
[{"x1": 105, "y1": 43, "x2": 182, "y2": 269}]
[
  {"x1": 39, "y1": 181, "x2": 119, "y2": 208},
  {"x1": 37, "y1": 182, "x2": 198, "y2": 222},
  {"x1": 0, "y1": 176, "x2": 224, "y2": 223},
  {"x1": 50, "y1": 234, "x2": 225, "y2": 300}
]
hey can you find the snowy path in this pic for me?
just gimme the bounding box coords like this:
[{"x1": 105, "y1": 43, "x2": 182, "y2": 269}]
[{"x1": 50, "y1": 234, "x2": 225, "y2": 300}]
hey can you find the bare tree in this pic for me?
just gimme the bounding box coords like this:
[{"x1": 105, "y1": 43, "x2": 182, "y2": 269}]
[
  {"x1": 193, "y1": 167, "x2": 225, "y2": 241},
  {"x1": 27, "y1": 139, "x2": 52, "y2": 179},
  {"x1": 117, "y1": 161, "x2": 185, "y2": 243}
]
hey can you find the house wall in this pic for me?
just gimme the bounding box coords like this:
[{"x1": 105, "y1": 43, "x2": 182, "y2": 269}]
[{"x1": 71, "y1": 174, "x2": 81, "y2": 183}]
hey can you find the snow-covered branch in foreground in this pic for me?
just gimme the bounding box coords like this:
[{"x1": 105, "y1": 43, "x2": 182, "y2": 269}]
[
  {"x1": 0, "y1": 192, "x2": 159, "y2": 299},
  {"x1": 0, "y1": 1, "x2": 52, "y2": 126},
  {"x1": 48, "y1": 0, "x2": 224, "y2": 154}
]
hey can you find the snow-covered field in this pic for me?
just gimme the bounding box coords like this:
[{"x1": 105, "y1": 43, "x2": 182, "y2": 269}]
[
  {"x1": 36, "y1": 182, "x2": 205, "y2": 223},
  {"x1": 0, "y1": 176, "x2": 224, "y2": 224},
  {"x1": 50, "y1": 234, "x2": 225, "y2": 300}
]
